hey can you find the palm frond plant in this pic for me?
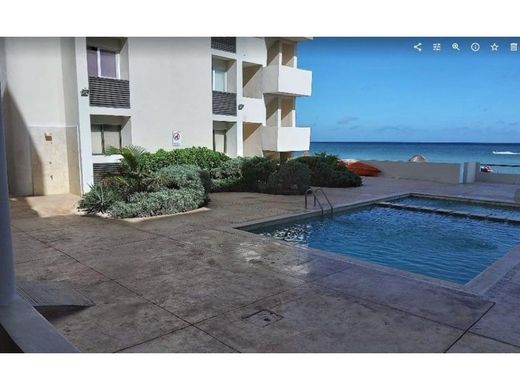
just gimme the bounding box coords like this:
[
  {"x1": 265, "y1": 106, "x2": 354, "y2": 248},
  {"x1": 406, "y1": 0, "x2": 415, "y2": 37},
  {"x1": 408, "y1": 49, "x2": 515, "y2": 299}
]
[{"x1": 105, "y1": 145, "x2": 161, "y2": 193}]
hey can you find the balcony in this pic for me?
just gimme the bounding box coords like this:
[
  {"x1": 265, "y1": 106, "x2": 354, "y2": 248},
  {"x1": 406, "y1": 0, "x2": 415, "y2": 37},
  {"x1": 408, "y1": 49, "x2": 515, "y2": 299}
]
[
  {"x1": 89, "y1": 77, "x2": 130, "y2": 109},
  {"x1": 261, "y1": 126, "x2": 311, "y2": 152},
  {"x1": 262, "y1": 65, "x2": 312, "y2": 97},
  {"x1": 240, "y1": 97, "x2": 265, "y2": 124},
  {"x1": 211, "y1": 37, "x2": 236, "y2": 53},
  {"x1": 213, "y1": 91, "x2": 237, "y2": 116}
]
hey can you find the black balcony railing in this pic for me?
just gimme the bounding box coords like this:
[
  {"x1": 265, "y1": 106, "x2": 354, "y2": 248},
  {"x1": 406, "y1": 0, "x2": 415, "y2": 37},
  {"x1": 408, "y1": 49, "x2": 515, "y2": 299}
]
[
  {"x1": 93, "y1": 163, "x2": 121, "y2": 184},
  {"x1": 212, "y1": 91, "x2": 237, "y2": 116},
  {"x1": 211, "y1": 37, "x2": 236, "y2": 53},
  {"x1": 89, "y1": 77, "x2": 130, "y2": 109}
]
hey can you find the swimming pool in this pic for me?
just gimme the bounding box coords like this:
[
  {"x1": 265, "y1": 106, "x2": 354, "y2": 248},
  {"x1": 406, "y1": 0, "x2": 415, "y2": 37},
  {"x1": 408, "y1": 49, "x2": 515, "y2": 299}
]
[
  {"x1": 249, "y1": 199, "x2": 520, "y2": 284},
  {"x1": 389, "y1": 195, "x2": 520, "y2": 220}
]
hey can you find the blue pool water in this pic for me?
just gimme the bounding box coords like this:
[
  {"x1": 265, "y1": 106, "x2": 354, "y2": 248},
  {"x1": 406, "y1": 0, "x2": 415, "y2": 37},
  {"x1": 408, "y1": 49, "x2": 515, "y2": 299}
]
[
  {"x1": 390, "y1": 196, "x2": 520, "y2": 220},
  {"x1": 251, "y1": 205, "x2": 520, "y2": 284}
]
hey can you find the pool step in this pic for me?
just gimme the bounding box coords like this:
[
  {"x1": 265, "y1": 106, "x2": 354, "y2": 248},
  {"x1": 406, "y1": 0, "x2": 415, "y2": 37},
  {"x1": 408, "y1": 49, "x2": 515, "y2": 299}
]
[{"x1": 376, "y1": 201, "x2": 520, "y2": 225}]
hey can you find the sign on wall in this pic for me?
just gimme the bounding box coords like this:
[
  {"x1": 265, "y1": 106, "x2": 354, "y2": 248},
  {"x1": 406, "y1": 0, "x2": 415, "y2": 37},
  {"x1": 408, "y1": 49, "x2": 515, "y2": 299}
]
[{"x1": 172, "y1": 131, "x2": 182, "y2": 148}]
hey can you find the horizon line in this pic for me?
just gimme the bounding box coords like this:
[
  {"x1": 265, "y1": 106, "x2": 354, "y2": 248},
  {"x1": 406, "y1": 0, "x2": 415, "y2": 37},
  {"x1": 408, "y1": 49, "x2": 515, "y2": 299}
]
[{"x1": 311, "y1": 141, "x2": 520, "y2": 144}]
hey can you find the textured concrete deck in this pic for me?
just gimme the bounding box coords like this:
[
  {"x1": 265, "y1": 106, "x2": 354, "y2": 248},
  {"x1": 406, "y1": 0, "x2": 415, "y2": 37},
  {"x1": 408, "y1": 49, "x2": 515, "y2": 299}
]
[{"x1": 9, "y1": 177, "x2": 520, "y2": 352}]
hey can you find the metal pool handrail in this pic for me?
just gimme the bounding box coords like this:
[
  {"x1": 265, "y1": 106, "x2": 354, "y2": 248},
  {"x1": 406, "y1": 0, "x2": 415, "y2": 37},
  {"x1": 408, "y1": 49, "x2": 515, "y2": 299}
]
[
  {"x1": 305, "y1": 187, "x2": 324, "y2": 216},
  {"x1": 305, "y1": 187, "x2": 334, "y2": 217}
]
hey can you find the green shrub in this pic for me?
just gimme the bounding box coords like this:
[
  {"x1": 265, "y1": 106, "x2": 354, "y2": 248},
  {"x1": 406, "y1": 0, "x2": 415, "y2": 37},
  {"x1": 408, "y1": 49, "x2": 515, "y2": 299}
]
[
  {"x1": 210, "y1": 158, "x2": 246, "y2": 192},
  {"x1": 153, "y1": 164, "x2": 209, "y2": 194},
  {"x1": 198, "y1": 169, "x2": 212, "y2": 194},
  {"x1": 307, "y1": 162, "x2": 361, "y2": 187},
  {"x1": 211, "y1": 177, "x2": 246, "y2": 192},
  {"x1": 108, "y1": 187, "x2": 206, "y2": 218},
  {"x1": 210, "y1": 158, "x2": 243, "y2": 180},
  {"x1": 318, "y1": 166, "x2": 362, "y2": 187},
  {"x1": 139, "y1": 147, "x2": 230, "y2": 172},
  {"x1": 295, "y1": 152, "x2": 339, "y2": 171},
  {"x1": 294, "y1": 153, "x2": 362, "y2": 188},
  {"x1": 266, "y1": 160, "x2": 310, "y2": 195},
  {"x1": 78, "y1": 184, "x2": 124, "y2": 214},
  {"x1": 241, "y1": 157, "x2": 278, "y2": 191}
]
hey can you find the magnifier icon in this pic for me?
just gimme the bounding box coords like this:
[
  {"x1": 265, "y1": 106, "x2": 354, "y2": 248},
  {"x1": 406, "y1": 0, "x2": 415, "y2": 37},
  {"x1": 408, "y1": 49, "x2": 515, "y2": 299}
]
[{"x1": 452, "y1": 43, "x2": 460, "y2": 51}]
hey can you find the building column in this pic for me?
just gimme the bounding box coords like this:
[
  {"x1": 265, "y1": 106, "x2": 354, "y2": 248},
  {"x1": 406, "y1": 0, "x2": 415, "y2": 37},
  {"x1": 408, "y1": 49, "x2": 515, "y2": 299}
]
[
  {"x1": 74, "y1": 38, "x2": 94, "y2": 193},
  {"x1": 236, "y1": 58, "x2": 244, "y2": 157},
  {"x1": 0, "y1": 90, "x2": 15, "y2": 305},
  {"x1": 235, "y1": 120, "x2": 243, "y2": 157}
]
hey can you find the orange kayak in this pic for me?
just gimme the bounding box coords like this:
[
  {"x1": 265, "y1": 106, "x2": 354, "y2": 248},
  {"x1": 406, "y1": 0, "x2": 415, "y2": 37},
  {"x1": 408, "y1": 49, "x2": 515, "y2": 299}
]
[{"x1": 345, "y1": 161, "x2": 381, "y2": 176}]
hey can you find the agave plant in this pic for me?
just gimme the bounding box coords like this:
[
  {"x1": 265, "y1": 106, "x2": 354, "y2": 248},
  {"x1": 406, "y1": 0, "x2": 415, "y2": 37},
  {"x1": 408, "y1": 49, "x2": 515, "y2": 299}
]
[{"x1": 78, "y1": 183, "x2": 122, "y2": 214}]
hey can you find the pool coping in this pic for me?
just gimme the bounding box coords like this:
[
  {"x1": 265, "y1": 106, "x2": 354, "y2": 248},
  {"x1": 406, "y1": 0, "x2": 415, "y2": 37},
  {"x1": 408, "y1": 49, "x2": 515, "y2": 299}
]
[{"x1": 231, "y1": 191, "x2": 520, "y2": 298}]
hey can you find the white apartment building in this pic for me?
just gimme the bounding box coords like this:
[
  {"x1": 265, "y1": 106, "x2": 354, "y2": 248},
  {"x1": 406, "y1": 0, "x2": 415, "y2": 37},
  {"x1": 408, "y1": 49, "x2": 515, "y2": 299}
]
[{"x1": 0, "y1": 37, "x2": 312, "y2": 196}]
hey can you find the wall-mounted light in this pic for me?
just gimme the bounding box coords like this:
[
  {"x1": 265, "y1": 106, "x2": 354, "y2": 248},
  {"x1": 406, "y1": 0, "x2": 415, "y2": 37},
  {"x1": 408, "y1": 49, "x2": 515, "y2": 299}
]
[
  {"x1": 81, "y1": 88, "x2": 90, "y2": 97},
  {"x1": 238, "y1": 104, "x2": 244, "y2": 110}
]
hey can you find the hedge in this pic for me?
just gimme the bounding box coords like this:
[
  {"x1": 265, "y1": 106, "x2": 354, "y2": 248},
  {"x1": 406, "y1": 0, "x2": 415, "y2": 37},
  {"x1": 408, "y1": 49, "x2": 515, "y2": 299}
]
[
  {"x1": 108, "y1": 187, "x2": 207, "y2": 218},
  {"x1": 294, "y1": 153, "x2": 362, "y2": 187},
  {"x1": 139, "y1": 147, "x2": 230, "y2": 172},
  {"x1": 265, "y1": 160, "x2": 310, "y2": 195}
]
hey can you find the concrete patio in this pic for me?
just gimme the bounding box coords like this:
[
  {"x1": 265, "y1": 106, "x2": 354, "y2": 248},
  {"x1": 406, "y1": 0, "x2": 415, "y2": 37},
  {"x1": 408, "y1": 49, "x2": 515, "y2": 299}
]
[{"x1": 9, "y1": 177, "x2": 520, "y2": 352}]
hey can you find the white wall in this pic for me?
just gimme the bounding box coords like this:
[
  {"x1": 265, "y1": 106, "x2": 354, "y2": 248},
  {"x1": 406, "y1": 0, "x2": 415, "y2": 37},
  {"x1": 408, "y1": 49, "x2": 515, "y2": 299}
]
[
  {"x1": 463, "y1": 162, "x2": 478, "y2": 184},
  {"x1": 241, "y1": 97, "x2": 265, "y2": 124},
  {"x1": 362, "y1": 160, "x2": 464, "y2": 184},
  {"x1": 243, "y1": 123, "x2": 263, "y2": 156},
  {"x1": 128, "y1": 38, "x2": 213, "y2": 152},
  {"x1": 261, "y1": 126, "x2": 311, "y2": 152},
  {"x1": 74, "y1": 37, "x2": 94, "y2": 194},
  {"x1": 262, "y1": 65, "x2": 312, "y2": 97},
  {"x1": 1, "y1": 37, "x2": 80, "y2": 195},
  {"x1": 476, "y1": 171, "x2": 520, "y2": 185},
  {"x1": 237, "y1": 38, "x2": 267, "y2": 66},
  {"x1": 60, "y1": 38, "x2": 81, "y2": 194},
  {"x1": 28, "y1": 126, "x2": 76, "y2": 195}
]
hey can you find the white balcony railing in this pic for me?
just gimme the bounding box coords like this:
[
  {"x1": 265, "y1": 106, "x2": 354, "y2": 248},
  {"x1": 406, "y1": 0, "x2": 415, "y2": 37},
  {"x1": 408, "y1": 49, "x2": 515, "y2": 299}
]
[
  {"x1": 261, "y1": 126, "x2": 311, "y2": 152},
  {"x1": 262, "y1": 65, "x2": 312, "y2": 97}
]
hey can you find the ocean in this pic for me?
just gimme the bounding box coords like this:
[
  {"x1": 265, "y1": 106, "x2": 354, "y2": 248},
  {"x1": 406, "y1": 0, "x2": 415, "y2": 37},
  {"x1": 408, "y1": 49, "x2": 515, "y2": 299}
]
[{"x1": 309, "y1": 142, "x2": 520, "y2": 174}]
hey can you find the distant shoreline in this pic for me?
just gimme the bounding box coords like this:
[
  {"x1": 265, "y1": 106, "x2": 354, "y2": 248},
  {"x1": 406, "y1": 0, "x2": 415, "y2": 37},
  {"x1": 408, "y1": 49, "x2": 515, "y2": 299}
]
[{"x1": 307, "y1": 142, "x2": 520, "y2": 173}]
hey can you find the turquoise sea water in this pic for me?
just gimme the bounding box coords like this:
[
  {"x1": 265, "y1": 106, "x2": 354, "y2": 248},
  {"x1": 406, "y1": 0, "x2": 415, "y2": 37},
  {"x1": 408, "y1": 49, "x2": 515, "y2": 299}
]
[
  {"x1": 309, "y1": 142, "x2": 520, "y2": 173},
  {"x1": 252, "y1": 202, "x2": 520, "y2": 284}
]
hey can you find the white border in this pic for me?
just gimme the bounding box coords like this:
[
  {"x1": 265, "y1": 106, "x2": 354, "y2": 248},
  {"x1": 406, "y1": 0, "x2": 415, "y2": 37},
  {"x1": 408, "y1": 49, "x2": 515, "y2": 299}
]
[
  {"x1": 1, "y1": 1, "x2": 519, "y2": 36},
  {"x1": 2, "y1": 0, "x2": 520, "y2": 388}
]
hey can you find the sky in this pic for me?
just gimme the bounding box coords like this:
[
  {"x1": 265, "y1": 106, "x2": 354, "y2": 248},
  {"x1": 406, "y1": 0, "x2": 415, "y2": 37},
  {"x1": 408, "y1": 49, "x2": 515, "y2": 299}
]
[{"x1": 296, "y1": 38, "x2": 520, "y2": 143}]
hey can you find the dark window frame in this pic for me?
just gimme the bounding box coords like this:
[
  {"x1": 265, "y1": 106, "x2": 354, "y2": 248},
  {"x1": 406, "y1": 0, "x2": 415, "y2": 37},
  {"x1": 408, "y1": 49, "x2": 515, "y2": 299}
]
[
  {"x1": 87, "y1": 46, "x2": 120, "y2": 79},
  {"x1": 91, "y1": 124, "x2": 122, "y2": 155}
]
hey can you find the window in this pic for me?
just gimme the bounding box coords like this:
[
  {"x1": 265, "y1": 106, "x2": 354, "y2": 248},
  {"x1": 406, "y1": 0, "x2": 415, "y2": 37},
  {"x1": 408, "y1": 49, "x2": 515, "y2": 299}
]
[
  {"x1": 87, "y1": 47, "x2": 119, "y2": 78},
  {"x1": 213, "y1": 130, "x2": 227, "y2": 154},
  {"x1": 91, "y1": 124, "x2": 122, "y2": 155},
  {"x1": 212, "y1": 62, "x2": 227, "y2": 92}
]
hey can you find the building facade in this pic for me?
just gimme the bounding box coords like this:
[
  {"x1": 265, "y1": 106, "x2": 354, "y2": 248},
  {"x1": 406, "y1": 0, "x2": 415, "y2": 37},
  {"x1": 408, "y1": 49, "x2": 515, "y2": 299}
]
[{"x1": 0, "y1": 37, "x2": 312, "y2": 196}]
